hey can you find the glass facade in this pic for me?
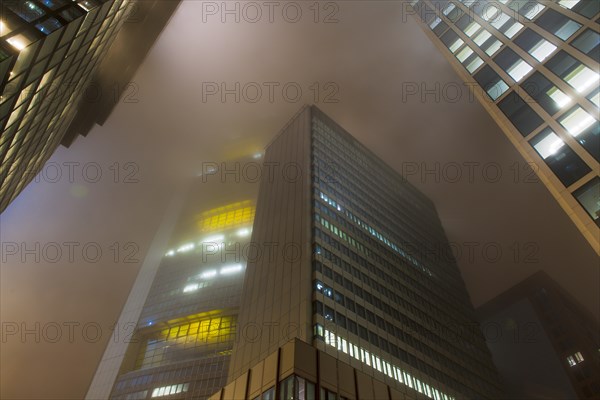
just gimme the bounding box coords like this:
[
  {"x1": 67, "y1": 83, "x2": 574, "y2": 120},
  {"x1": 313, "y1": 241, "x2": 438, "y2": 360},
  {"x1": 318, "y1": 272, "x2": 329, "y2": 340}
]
[
  {"x1": 309, "y1": 108, "x2": 501, "y2": 399},
  {"x1": 0, "y1": 0, "x2": 131, "y2": 212},
  {"x1": 107, "y1": 183, "x2": 256, "y2": 399},
  {"x1": 228, "y1": 106, "x2": 501, "y2": 399},
  {"x1": 410, "y1": 0, "x2": 600, "y2": 253}
]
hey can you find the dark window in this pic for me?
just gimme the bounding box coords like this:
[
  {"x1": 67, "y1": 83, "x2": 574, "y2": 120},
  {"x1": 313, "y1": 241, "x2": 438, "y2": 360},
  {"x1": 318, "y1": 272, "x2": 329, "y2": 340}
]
[
  {"x1": 474, "y1": 65, "x2": 509, "y2": 100},
  {"x1": 573, "y1": 177, "x2": 600, "y2": 227},
  {"x1": 572, "y1": 29, "x2": 600, "y2": 61},
  {"x1": 535, "y1": 9, "x2": 581, "y2": 40},
  {"x1": 564, "y1": 1, "x2": 600, "y2": 18},
  {"x1": 498, "y1": 91, "x2": 543, "y2": 136},
  {"x1": 522, "y1": 72, "x2": 565, "y2": 115},
  {"x1": 433, "y1": 20, "x2": 449, "y2": 37}
]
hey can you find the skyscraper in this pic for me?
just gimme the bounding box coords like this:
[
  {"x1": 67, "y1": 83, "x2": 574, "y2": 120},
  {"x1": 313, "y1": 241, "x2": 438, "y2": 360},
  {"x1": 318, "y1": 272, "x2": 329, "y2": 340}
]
[
  {"x1": 223, "y1": 105, "x2": 502, "y2": 399},
  {"x1": 0, "y1": 0, "x2": 134, "y2": 211},
  {"x1": 86, "y1": 170, "x2": 259, "y2": 400},
  {"x1": 408, "y1": 0, "x2": 599, "y2": 254},
  {"x1": 477, "y1": 271, "x2": 600, "y2": 399}
]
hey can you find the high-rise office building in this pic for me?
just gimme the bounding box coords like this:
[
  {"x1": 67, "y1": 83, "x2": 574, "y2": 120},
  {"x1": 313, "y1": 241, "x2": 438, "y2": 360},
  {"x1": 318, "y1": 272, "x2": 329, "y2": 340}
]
[
  {"x1": 0, "y1": 0, "x2": 132, "y2": 211},
  {"x1": 86, "y1": 171, "x2": 259, "y2": 400},
  {"x1": 477, "y1": 271, "x2": 600, "y2": 399},
  {"x1": 223, "y1": 105, "x2": 502, "y2": 399},
  {"x1": 408, "y1": 0, "x2": 599, "y2": 253}
]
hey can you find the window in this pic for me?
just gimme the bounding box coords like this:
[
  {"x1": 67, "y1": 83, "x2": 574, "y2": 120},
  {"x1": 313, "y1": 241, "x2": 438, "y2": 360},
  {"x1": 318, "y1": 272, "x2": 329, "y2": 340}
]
[
  {"x1": 587, "y1": 88, "x2": 599, "y2": 108},
  {"x1": 535, "y1": 9, "x2": 581, "y2": 40},
  {"x1": 567, "y1": 351, "x2": 585, "y2": 366},
  {"x1": 280, "y1": 375, "x2": 316, "y2": 400},
  {"x1": 522, "y1": 72, "x2": 572, "y2": 114},
  {"x1": 556, "y1": 0, "x2": 600, "y2": 18},
  {"x1": 558, "y1": 106, "x2": 600, "y2": 161},
  {"x1": 474, "y1": 65, "x2": 509, "y2": 100},
  {"x1": 514, "y1": 29, "x2": 557, "y2": 62},
  {"x1": 507, "y1": 0, "x2": 545, "y2": 20},
  {"x1": 573, "y1": 177, "x2": 600, "y2": 227},
  {"x1": 456, "y1": 14, "x2": 480, "y2": 37},
  {"x1": 572, "y1": 29, "x2": 600, "y2": 61},
  {"x1": 440, "y1": 30, "x2": 464, "y2": 54},
  {"x1": 498, "y1": 91, "x2": 544, "y2": 136},
  {"x1": 6, "y1": 1, "x2": 46, "y2": 22},
  {"x1": 433, "y1": 20, "x2": 449, "y2": 37},
  {"x1": 545, "y1": 51, "x2": 599, "y2": 94},
  {"x1": 466, "y1": 56, "x2": 484, "y2": 73},
  {"x1": 530, "y1": 128, "x2": 591, "y2": 186},
  {"x1": 262, "y1": 387, "x2": 275, "y2": 400},
  {"x1": 444, "y1": 2, "x2": 463, "y2": 23},
  {"x1": 495, "y1": 48, "x2": 533, "y2": 82}
]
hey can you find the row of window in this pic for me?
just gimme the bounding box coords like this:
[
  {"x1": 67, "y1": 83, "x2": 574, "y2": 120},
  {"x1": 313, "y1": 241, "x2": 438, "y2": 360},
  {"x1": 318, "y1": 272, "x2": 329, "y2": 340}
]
[
  {"x1": 311, "y1": 133, "x2": 465, "y2": 290},
  {"x1": 315, "y1": 324, "x2": 458, "y2": 400},
  {"x1": 314, "y1": 181, "x2": 470, "y2": 316},
  {"x1": 313, "y1": 278, "x2": 493, "y2": 386},
  {"x1": 312, "y1": 120, "x2": 438, "y2": 230},
  {"x1": 319, "y1": 191, "x2": 430, "y2": 276}
]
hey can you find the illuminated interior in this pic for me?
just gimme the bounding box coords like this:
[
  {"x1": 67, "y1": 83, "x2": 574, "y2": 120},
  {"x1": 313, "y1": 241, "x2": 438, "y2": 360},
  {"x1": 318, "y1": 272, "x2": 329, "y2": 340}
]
[
  {"x1": 198, "y1": 201, "x2": 255, "y2": 232},
  {"x1": 135, "y1": 314, "x2": 236, "y2": 370}
]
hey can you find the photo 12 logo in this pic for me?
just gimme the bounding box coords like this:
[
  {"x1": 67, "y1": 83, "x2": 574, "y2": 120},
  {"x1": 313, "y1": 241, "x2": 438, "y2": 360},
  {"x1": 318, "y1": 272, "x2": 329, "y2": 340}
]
[{"x1": 200, "y1": 1, "x2": 340, "y2": 23}]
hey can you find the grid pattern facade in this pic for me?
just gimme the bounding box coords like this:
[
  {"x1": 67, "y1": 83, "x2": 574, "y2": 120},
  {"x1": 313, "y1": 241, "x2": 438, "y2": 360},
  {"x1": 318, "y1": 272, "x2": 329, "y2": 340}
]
[
  {"x1": 0, "y1": 0, "x2": 131, "y2": 212},
  {"x1": 409, "y1": 0, "x2": 599, "y2": 253},
  {"x1": 230, "y1": 106, "x2": 502, "y2": 399},
  {"x1": 109, "y1": 185, "x2": 255, "y2": 400},
  {"x1": 309, "y1": 108, "x2": 500, "y2": 399}
]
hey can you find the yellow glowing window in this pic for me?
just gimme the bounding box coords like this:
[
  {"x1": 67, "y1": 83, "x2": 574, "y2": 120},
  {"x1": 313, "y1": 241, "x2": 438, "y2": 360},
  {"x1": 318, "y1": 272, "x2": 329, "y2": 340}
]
[{"x1": 198, "y1": 201, "x2": 255, "y2": 232}]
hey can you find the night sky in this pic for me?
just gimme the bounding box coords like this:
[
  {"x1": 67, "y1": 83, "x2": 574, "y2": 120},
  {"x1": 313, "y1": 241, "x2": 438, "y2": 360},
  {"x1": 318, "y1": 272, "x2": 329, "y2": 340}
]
[{"x1": 1, "y1": 2, "x2": 598, "y2": 399}]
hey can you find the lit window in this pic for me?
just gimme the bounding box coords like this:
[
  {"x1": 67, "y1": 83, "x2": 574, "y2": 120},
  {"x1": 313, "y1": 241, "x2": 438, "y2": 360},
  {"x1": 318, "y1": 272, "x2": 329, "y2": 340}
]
[
  {"x1": 564, "y1": 64, "x2": 599, "y2": 93},
  {"x1": 456, "y1": 46, "x2": 474, "y2": 62},
  {"x1": 496, "y1": 48, "x2": 533, "y2": 82},
  {"x1": 481, "y1": 5, "x2": 500, "y2": 21},
  {"x1": 532, "y1": 130, "x2": 565, "y2": 159},
  {"x1": 442, "y1": 3, "x2": 456, "y2": 15},
  {"x1": 464, "y1": 22, "x2": 481, "y2": 37},
  {"x1": 6, "y1": 35, "x2": 30, "y2": 51},
  {"x1": 560, "y1": 107, "x2": 596, "y2": 137},
  {"x1": 237, "y1": 227, "x2": 251, "y2": 236},
  {"x1": 176, "y1": 243, "x2": 194, "y2": 253},
  {"x1": 449, "y1": 38, "x2": 464, "y2": 53},
  {"x1": 558, "y1": 0, "x2": 579, "y2": 8},
  {"x1": 523, "y1": 3, "x2": 545, "y2": 19},
  {"x1": 466, "y1": 56, "x2": 484, "y2": 73},
  {"x1": 430, "y1": 17, "x2": 442, "y2": 29},
  {"x1": 504, "y1": 22, "x2": 524, "y2": 38},
  {"x1": 183, "y1": 284, "x2": 199, "y2": 293},
  {"x1": 0, "y1": 20, "x2": 14, "y2": 36},
  {"x1": 490, "y1": 11, "x2": 510, "y2": 28},
  {"x1": 567, "y1": 351, "x2": 585, "y2": 366},
  {"x1": 547, "y1": 87, "x2": 571, "y2": 109},
  {"x1": 485, "y1": 40, "x2": 503, "y2": 56},
  {"x1": 220, "y1": 264, "x2": 243, "y2": 275},
  {"x1": 200, "y1": 269, "x2": 217, "y2": 279},
  {"x1": 474, "y1": 30, "x2": 491, "y2": 46},
  {"x1": 530, "y1": 40, "x2": 557, "y2": 62},
  {"x1": 515, "y1": 29, "x2": 559, "y2": 62},
  {"x1": 507, "y1": 59, "x2": 533, "y2": 82}
]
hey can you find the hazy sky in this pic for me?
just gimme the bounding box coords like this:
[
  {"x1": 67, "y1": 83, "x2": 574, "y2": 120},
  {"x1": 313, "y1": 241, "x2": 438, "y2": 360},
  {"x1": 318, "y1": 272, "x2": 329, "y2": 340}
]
[{"x1": 1, "y1": 2, "x2": 598, "y2": 399}]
